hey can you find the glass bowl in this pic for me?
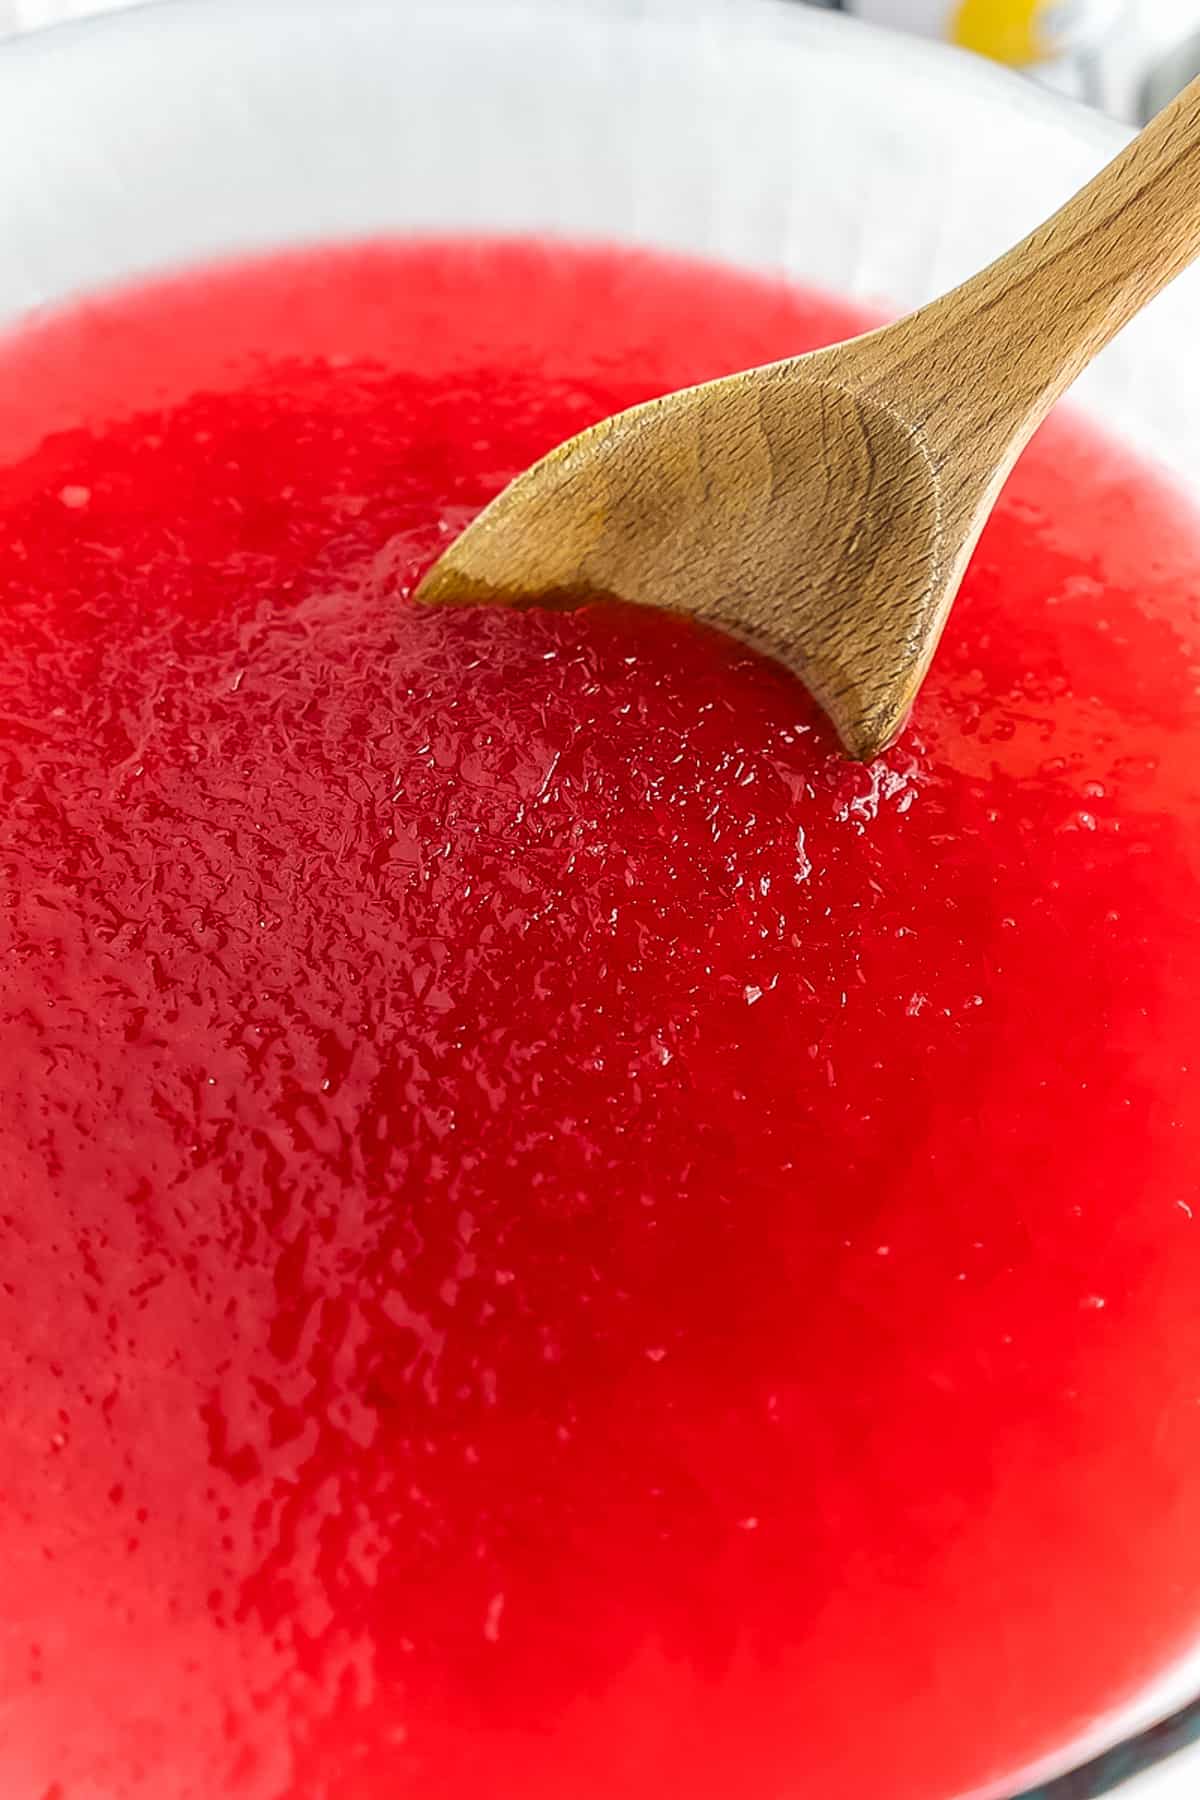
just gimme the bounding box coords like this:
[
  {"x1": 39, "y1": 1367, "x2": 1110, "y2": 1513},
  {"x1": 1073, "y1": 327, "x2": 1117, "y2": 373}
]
[{"x1": 1, "y1": 3, "x2": 1199, "y2": 1795}]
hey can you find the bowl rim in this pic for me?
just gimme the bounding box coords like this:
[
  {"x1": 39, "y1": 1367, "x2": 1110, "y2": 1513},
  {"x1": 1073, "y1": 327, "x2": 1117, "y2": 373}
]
[
  {"x1": 2, "y1": 0, "x2": 1137, "y2": 147},
  {"x1": 0, "y1": 0, "x2": 1132, "y2": 164}
]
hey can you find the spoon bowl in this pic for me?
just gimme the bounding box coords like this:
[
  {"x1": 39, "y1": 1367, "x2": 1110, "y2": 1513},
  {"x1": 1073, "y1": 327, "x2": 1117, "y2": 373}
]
[{"x1": 416, "y1": 352, "x2": 943, "y2": 757}]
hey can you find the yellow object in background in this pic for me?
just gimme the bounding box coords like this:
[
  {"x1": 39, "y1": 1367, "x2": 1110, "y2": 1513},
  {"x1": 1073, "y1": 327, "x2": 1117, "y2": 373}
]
[
  {"x1": 953, "y1": 0, "x2": 1044, "y2": 62},
  {"x1": 847, "y1": 0, "x2": 1122, "y2": 66}
]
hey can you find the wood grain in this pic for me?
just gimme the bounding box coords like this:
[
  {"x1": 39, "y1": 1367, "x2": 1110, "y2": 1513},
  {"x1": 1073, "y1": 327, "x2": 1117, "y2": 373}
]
[{"x1": 415, "y1": 77, "x2": 1200, "y2": 760}]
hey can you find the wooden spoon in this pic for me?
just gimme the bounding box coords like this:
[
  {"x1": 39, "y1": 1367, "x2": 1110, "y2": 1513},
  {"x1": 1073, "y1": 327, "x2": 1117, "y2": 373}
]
[{"x1": 415, "y1": 78, "x2": 1200, "y2": 761}]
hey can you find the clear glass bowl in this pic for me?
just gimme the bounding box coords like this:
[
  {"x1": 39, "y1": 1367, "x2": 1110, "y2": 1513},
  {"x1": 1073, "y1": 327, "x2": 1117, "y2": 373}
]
[{"x1": 2, "y1": 3, "x2": 1199, "y2": 1794}]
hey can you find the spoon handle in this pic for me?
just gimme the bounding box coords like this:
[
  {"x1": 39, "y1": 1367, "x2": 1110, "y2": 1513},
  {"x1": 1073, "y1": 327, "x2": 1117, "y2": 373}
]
[{"x1": 852, "y1": 75, "x2": 1200, "y2": 462}]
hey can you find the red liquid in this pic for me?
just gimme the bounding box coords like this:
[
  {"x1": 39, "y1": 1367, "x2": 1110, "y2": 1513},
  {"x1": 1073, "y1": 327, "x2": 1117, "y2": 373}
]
[{"x1": 3, "y1": 239, "x2": 1200, "y2": 1800}]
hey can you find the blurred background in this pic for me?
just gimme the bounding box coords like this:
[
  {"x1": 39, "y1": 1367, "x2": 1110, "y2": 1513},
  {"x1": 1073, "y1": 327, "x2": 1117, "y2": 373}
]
[{"x1": 2, "y1": 0, "x2": 1199, "y2": 119}]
